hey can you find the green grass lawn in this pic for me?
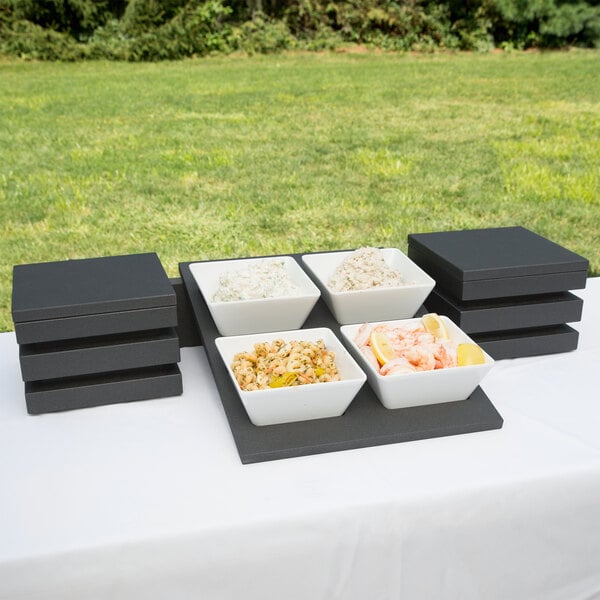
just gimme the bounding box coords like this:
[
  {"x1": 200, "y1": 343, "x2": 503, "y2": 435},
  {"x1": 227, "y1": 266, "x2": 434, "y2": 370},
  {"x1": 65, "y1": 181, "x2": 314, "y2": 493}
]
[{"x1": 1, "y1": 50, "x2": 599, "y2": 332}]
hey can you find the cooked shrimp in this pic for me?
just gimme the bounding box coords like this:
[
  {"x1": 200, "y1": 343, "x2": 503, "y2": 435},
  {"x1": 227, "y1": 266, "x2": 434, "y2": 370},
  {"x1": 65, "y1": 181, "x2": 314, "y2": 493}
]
[
  {"x1": 354, "y1": 321, "x2": 458, "y2": 376},
  {"x1": 360, "y1": 346, "x2": 380, "y2": 370},
  {"x1": 416, "y1": 340, "x2": 455, "y2": 369},
  {"x1": 355, "y1": 323, "x2": 372, "y2": 347},
  {"x1": 380, "y1": 357, "x2": 416, "y2": 376},
  {"x1": 401, "y1": 346, "x2": 436, "y2": 371},
  {"x1": 434, "y1": 341, "x2": 457, "y2": 369}
]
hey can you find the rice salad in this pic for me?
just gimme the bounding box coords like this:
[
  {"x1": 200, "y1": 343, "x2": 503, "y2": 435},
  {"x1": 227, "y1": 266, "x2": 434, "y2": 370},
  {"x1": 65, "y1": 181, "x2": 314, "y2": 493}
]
[
  {"x1": 328, "y1": 247, "x2": 405, "y2": 292},
  {"x1": 212, "y1": 259, "x2": 301, "y2": 302}
]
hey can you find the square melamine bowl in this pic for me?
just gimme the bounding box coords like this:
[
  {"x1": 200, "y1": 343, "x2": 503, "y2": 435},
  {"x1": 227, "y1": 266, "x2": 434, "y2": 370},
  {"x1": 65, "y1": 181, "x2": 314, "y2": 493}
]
[
  {"x1": 301, "y1": 248, "x2": 435, "y2": 325},
  {"x1": 340, "y1": 316, "x2": 494, "y2": 409},
  {"x1": 189, "y1": 256, "x2": 321, "y2": 336},
  {"x1": 215, "y1": 327, "x2": 366, "y2": 426}
]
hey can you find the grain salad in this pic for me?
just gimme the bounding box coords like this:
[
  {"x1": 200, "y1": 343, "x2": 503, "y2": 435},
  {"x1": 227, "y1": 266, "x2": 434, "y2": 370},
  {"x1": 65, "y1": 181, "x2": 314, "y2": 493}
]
[
  {"x1": 328, "y1": 247, "x2": 404, "y2": 292},
  {"x1": 212, "y1": 259, "x2": 300, "y2": 302},
  {"x1": 231, "y1": 338, "x2": 340, "y2": 391}
]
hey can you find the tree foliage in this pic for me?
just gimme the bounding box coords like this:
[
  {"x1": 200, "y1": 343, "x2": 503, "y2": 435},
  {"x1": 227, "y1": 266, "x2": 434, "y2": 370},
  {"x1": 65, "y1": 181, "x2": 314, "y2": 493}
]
[{"x1": 0, "y1": 0, "x2": 598, "y2": 59}]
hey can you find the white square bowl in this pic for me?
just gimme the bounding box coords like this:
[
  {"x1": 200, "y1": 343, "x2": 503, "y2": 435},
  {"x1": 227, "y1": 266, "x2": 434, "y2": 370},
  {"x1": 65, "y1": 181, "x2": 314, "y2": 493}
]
[
  {"x1": 215, "y1": 327, "x2": 366, "y2": 426},
  {"x1": 301, "y1": 248, "x2": 435, "y2": 325},
  {"x1": 340, "y1": 316, "x2": 494, "y2": 409},
  {"x1": 189, "y1": 256, "x2": 321, "y2": 336}
]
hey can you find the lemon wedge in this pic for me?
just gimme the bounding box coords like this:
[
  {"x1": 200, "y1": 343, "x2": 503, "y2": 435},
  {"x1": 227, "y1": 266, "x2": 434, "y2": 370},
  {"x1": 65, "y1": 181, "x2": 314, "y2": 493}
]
[
  {"x1": 422, "y1": 313, "x2": 449, "y2": 339},
  {"x1": 457, "y1": 343, "x2": 486, "y2": 366},
  {"x1": 269, "y1": 372, "x2": 298, "y2": 388},
  {"x1": 370, "y1": 331, "x2": 395, "y2": 366}
]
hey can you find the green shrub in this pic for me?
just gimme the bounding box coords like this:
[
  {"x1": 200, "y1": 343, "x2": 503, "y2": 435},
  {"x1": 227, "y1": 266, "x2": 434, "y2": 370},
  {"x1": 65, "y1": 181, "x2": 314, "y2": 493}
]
[
  {"x1": 0, "y1": 18, "x2": 86, "y2": 59},
  {"x1": 85, "y1": 18, "x2": 131, "y2": 59},
  {"x1": 0, "y1": 0, "x2": 598, "y2": 60},
  {"x1": 445, "y1": 0, "x2": 494, "y2": 50},
  {"x1": 483, "y1": 0, "x2": 600, "y2": 48},
  {"x1": 232, "y1": 11, "x2": 294, "y2": 53},
  {"x1": 120, "y1": 0, "x2": 188, "y2": 33},
  {"x1": 123, "y1": 0, "x2": 234, "y2": 60},
  {"x1": 295, "y1": 24, "x2": 346, "y2": 50},
  {"x1": 310, "y1": 0, "x2": 458, "y2": 49},
  {"x1": 539, "y1": 2, "x2": 600, "y2": 47},
  {"x1": 283, "y1": 0, "x2": 330, "y2": 36},
  {"x1": 1, "y1": 0, "x2": 126, "y2": 39}
]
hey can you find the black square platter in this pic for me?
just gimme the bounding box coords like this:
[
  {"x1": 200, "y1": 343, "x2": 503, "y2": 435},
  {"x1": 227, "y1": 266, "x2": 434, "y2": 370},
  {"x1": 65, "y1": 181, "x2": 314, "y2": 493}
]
[
  {"x1": 179, "y1": 257, "x2": 504, "y2": 464},
  {"x1": 12, "y1": 253, "x2": 177, "y2": 343},
  {"x1": 19, "y1": 328, "x2": 180, "y2": 382},
  {"x1": 25, "y1": 364, "x2": 183, "y2": 415},
  {"x1": 408, "y1": 226, "x2": 588, "y2": 301},
  {"x1": 424, "y1": 289, "x2": 583, "y2": 334}
]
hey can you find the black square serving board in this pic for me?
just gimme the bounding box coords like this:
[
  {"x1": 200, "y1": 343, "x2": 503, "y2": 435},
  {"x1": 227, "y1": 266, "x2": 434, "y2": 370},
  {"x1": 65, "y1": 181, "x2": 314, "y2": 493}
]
[
  {"x1": 19, "y1": 327, "x2": 180, "y2": 382},
  {"x1": 471, "y1": 324, "x2": 579, "y2": 360},
  {"x1": 14, "y1": 305, "x2": 178, "y2": 345},
  {"x1": 179, "y1": 257, "x2": 504, "y2": 464},
  {"x1": 25, "y1": 364, "x2": 183, "y2": 415},
  {"x1": 12, "y1": 252, "x2": 176, "y2": 324},
  {"x1": 408, "y1": 227, "x2": 589, "y2": 301},
  {"x1": 424, "y1": 289, "x2": 583, "y2": 334}
]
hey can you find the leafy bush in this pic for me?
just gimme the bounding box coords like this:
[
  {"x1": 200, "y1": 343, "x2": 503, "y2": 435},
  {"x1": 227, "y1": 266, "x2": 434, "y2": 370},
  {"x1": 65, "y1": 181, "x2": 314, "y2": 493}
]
[
  {"x1": 232, "y1": 11, "x2": 294, "y2": 53},
  {"x1": 0, "y1": 0, "x2": 598, "y2": 60},
  {"x1": 282, "y1": 0, "x2": 459, "y2": 49},
  {"x1": 482, "y1": 0, "x2": 600, "y2": 48},
  {"x1": 539, "y1": 2, "x2": 600, "y2": 47},
  {"x1": 1, "y1": 0, "x2": 127, "y2": 39},
  {"x1": 124, "y1": 0, "x2": 233, "y2": 60},
  {"x1": 445, "y1": 0, "x2": 494, "y2": 50},
  {"x1": 82, "y1": 0, "x2": 234, "y2": 60},
  {"x1": 120, "y1": 0, "x2": 188, "y2": 33},
  {"x1": 85, "y1": 18, "x2": 130, "y2": 59},
  {"x1": 0, "y1": 18, "x2": 86, "y2": 59}
]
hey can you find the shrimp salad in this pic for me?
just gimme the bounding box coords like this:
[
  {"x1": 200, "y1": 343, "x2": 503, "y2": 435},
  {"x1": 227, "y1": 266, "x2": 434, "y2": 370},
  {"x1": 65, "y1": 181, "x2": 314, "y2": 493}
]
[
  {"x1": 213, "y1": 260, "x2": 300, "y2": 302},
  {"x1": 328, "y1": 247, "x2": 404, "y2": 292},
  {"x1": 231, "y1": 339, "x2": 341, "y2": 391},
  {"x1": 355, "y1": 322, "x2": 457, "y2": 376}
]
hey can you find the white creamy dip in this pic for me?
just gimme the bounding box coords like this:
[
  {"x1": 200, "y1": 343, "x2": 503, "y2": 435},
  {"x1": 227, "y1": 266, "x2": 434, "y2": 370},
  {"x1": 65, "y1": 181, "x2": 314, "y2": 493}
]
[
  {"x1": 328, "y1": 247, "x2": 404, "y2": 292},
  {"x1": 213, "y1": 259, "x2": 301, "y2": 302}
]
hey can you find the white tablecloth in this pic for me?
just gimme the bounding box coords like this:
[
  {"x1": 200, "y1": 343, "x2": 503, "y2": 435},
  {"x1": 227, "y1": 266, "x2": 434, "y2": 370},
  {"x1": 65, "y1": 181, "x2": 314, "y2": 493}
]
[{"x1": 1, "y1": 279, "x2": 599, "y2": 600}]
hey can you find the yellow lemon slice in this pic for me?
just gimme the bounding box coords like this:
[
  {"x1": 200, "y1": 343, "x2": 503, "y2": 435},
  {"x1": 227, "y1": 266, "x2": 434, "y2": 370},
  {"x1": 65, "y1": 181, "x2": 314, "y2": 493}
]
[
  {"x1": 457, "y1": 343, "x2": 486, "y2": 366},
  {"x1": 422, "y1": 313, "x2": 449, "y2": 339},
  {"x1": 269, "y1": 372, "x2": 298, "y2": 388},
  {"x1": 370, "y1": 331, "x2": 395, "y2": 366}
]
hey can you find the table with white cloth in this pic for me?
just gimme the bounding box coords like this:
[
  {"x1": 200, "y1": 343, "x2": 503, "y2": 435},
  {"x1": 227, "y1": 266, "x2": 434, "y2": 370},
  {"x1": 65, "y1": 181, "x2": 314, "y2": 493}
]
[{"x1": 1, "y1": 278, "x2": 599, "y2": 600}]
